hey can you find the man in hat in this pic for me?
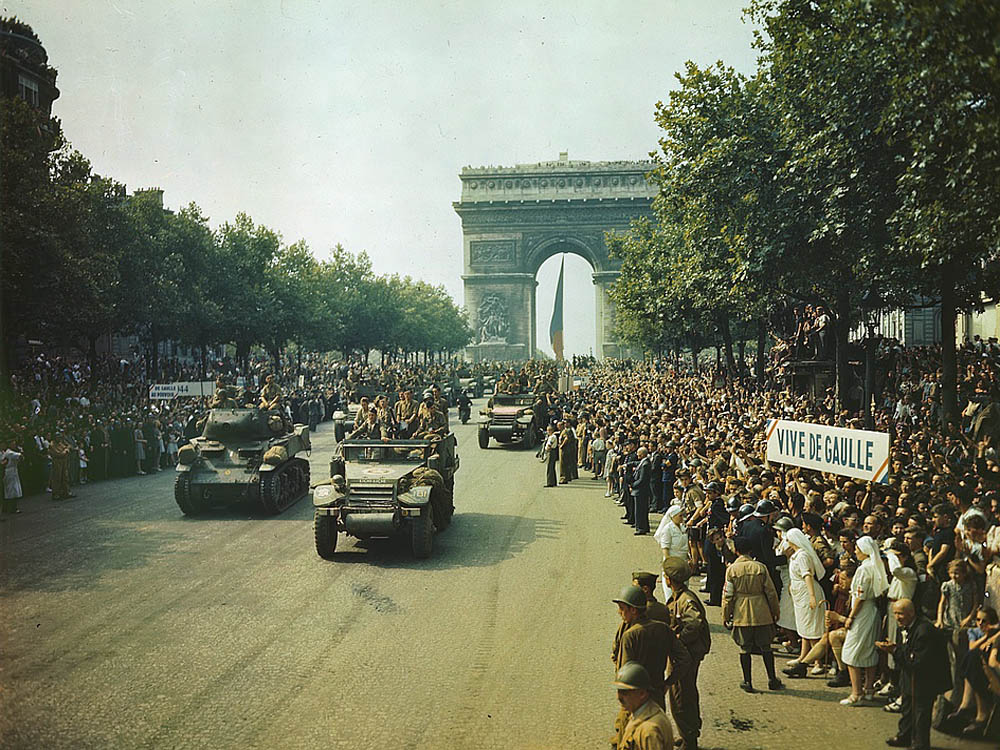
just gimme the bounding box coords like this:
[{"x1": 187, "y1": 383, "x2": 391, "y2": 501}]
[
  {"x1": 700, "y1": 482, "x2": 728, "y2": 600},
  {"x1": 259, "y1": 374, "x2": 282, "y2": 411},
  {"x1": 663, "y1": 557, "x2": 710, "y2": 750},
  {"x1": 631, "y1": 447, "x2": 653, "y2": 536},
  {"x1": 633, "y1": 572, "x2": 670, "y2": 624},
  {"x1": 416, "y1": 392, "x2": 447, "y2": 438},
  {"x1": 612, "y1": 662, "x2": 674, "y2": 750},
  {"x1": 739, "y1": 498, "x2": 781, "y2": 595}
]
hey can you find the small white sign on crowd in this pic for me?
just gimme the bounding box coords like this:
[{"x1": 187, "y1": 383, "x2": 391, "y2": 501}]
[
  {"x1": 149, "y1": 381, "x2": 217, "y2": 400},
  {"x1": 765, "y1": 418, "x2": 891, "y2": 483}
]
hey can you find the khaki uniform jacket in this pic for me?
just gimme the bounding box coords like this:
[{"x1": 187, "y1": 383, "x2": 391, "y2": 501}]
[
  {"x1": 394, "y1": 399, "x2": 418, "y2": 424},
  {"x1": 614, "y1": 615, "x2": 692, "y2": 692},
  {"x1": 722, "y1": 555, "x2": 780, "y2": 627},
  {"x1": 417, "y1": 406, "x2": 447, "y2": 435},
  {"x1": 260, "y1": 382, "x2": 282, "y2": 408},
  {"x1": 434, "y1": 397, "x2": 451, "y2": 429},
  {"x1": 616, "y1": 699, "x2": 674, "y2": 750},
  {"x1": 668, "y1": 588, "x2": 711, "y2": 663}
]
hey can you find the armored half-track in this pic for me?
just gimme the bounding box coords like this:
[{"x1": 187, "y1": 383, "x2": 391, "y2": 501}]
[
  {"x1": 477, "y1": 393, "x2": 538, "y2": 449},
  {"x1": 312, "y1": 434, "x2": 459, "y2": 560},
  {"x1": 174, "y1": 408, "x2": 311, "y2": 516}
]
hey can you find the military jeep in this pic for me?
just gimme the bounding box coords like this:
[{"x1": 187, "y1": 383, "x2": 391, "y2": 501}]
[
  {"x1": 312, "y1": 434, "x2": 459, "y2": 560},
  {"x1": 477, "y1": 393, "x2": 538, "y2": 449}
]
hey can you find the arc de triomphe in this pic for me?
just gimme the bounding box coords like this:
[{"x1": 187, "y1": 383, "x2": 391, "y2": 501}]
[{"x1": 454, "y1": 153, "x2": 655, "y2": 360}]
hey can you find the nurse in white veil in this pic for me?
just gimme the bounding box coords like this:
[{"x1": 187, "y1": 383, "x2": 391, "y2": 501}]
[
  {"x1": 782, "y1": 527, "x2": 827, "y2": 678},
  {"x1": 840, "y1": 535, "x2": 889, "y2": 705}
]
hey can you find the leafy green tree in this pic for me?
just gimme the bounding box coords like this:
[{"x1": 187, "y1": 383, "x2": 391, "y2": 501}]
[{"x1": 877, "y1": 0, "x2": 1000, "y2": 424}]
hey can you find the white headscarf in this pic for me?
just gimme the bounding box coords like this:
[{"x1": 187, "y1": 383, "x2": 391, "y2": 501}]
[
  {"x1": 665, "y1": 505, "x2": 685, "y2": 525},
  {"x1": 784, "y1": 527, "x2": 826, "y2": 581},
  {"x1": 856, "y1": 535, "x2": 889, "y2": 598}
]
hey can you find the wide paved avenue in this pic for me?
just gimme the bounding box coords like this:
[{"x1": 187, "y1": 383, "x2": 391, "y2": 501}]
[{"x1": 0, "y1": 405, "x2": 988, "y2": 749}]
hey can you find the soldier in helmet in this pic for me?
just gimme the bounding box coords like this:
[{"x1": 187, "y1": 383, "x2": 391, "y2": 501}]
[
  {"x1": 612, "y1": 662, "x2": 674, "y2": 750},
  {"x1": 663, "y1": 557, "x2": 711, "y2": 750},
  {"x1": 611, "y1": 585, "x2": 691, "y2": 743},
  {"x1": 430, "y1": 385, "x2": 450, "y2": 430}
]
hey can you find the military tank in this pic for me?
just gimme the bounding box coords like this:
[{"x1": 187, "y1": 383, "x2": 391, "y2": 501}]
[{"x1": 174, "y1": 408, "x2": 311, "y2": 516}]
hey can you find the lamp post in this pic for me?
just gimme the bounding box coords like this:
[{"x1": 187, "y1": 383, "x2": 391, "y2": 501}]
[{"x1": 860, "y1": 288, "x2": 882, "y2": 430}]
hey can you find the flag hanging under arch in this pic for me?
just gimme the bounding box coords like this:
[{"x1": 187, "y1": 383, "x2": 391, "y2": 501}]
[{"x1": 549, "y1": 256, "x2": 564, "y2": 361}]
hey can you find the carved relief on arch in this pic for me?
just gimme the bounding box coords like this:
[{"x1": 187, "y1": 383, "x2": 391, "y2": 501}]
[{"x1": 469, "y1": 239, "x2": 516, "y2": 265}]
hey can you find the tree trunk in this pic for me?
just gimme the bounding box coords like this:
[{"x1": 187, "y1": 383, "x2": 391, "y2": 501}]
[
  {"x1": 940, "y1": 263, "x2": 959, "y2": 427},
  {"x1": 737, "y1": 340, "x2": 746, "y2": 377},
  {"x1": 756, "y1": 319, "x2": 766, "y2": 385},
  {"x1": 834, "y1": 287, "x2": 851, "y2": 410},
  {"x1": 718, "y1": 313, "x2": 736, "y2": 377},
  {"x1": 150, "y1": 323, "x2": 160, "y2": 381},
  {"x1": 200, "y1": 343, "x2": 207, "y2": 381},
  {"x1": 270, "y1": 344, "x2": 281, "y2": 376},
  {"x1": 88, "y1": 334, "x2": 99, "y2": 374},
  {"x1": 691, "y1": 344, "x2": 700, "y2": 374}
]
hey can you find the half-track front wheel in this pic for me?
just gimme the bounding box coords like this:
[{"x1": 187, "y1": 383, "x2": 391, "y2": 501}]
[
  {"x1": 314, "y1": 512, "x2": 337, "y2": 560},
  {"x1": 478, "y1": 429, "x2": 489, "y2": 449},
  {"x1": 174, "y1": 473, "x2": 203, "y2": 516},
  {"x1": 411, "y1": 505, "x2": 434, "y2": 559}
]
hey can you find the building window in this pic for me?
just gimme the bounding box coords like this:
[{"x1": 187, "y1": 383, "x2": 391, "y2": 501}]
[{"x1": 18, "y1": 73, "x2": 39, "y2": 106}]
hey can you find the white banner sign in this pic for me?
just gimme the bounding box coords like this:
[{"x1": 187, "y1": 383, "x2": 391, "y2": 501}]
[
  {"x1": 765, "y1": 418, "x2": 890, "y2": 483},
  {"x1": 149, "y1": 381, "x2": 216, "y2": 400}
]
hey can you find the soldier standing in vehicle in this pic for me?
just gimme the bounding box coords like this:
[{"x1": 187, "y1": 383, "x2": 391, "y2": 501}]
[
  {"x1": 259, "y1": 374, "x2": 282, "y2": 410},
  {"x1": 430, "y1": 385, "x2": 450, "y2": 430},
  {"x1": 416, "y1": 393, "x2": 447, "y2": 438},
  {"x1": 349, "y1": 406, "x2": 388, "y2": 441},
  {"x1": 662, "y1": 557, "x2": 710, "y2": 750},
  {"x1": 395, "y1": 388, "x2": 419, "y2": 438}
]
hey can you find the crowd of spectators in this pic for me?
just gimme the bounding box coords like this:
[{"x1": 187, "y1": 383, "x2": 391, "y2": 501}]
[
  {"x1": 0, "y1": 350, "x2": 511, "y2": 511},
  {"x1": 531, "y1": 340, "x2": 1000, "y2": 745}
]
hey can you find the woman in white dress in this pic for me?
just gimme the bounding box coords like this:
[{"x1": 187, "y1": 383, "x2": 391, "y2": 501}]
[
  {"x1": 782, "y1": 527, "x2": 827, "y2": 678},
  {"x1": 840, "y1": 535, "x2": 889, "y2": 705},
  {"x1": 2, "y1": 445, "x2": 23, "y2": 514},
  {"x1": 654, "y1": 505, "x2": 689, "y2": 561},
  {"x1": 772, "y1": 518, "x2": 798, "y2": 652}
]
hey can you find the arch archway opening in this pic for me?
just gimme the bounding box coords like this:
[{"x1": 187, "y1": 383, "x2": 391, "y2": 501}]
[{"x1": 534, "y1": 252, "x2": 597, "y2": 359}]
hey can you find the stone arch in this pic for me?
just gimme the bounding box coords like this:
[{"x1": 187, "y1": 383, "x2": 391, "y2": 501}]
[
  {"x1": 524, "y1": 234, "x2": 606, "y2": 276},
  {"x1": 454, "y1": 155, "x2": 655, "y2": 360}
]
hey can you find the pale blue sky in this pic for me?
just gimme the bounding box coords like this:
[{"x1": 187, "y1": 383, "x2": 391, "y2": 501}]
[{"x1": 9, "y1": 0, "x2": 760, "y2": 355}]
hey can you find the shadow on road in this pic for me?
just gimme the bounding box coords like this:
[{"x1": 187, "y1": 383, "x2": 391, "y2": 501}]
[{"x1": 326, "y1": 511, "x2": 565, "y2": 570}]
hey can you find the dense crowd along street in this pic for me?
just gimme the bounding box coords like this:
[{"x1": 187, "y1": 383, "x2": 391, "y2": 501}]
[{"x1": 3, "y1": 346, "x2": 1000, "y2": 748}]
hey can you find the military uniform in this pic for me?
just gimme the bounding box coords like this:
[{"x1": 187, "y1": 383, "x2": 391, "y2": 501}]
[
  {"x1": 434, "y1": 396, "x2": 451, "y2": 429},
  {"x1": 558, "y1": 427, "x2": 574, "y2": 483},
  {"x1": 667, "y1": 585, "x2": 710, "y2": 750},
  {"x1": 349, "y1": 418, "x2": 387, "y2": 441},
  {"x1": 260, "y1": 381, "x2": 282, "y2": 410},
  {"x1": 722, "y1": 554, "x2": 780, "y2": 651},
  {"x1": 615, "y1": 699, "x2": 674, "y2": 750},
  {"x1": 395, "y1": 397, "x2": 419, "y2": 436},
  {"x1": 613, "y1": 614, "x2": 692, "y2": 709},
  {"x1": 49, "y1": 439, "x2": 72, "y2": 500},
  {"x1": 417, "y1": 404, "x2": 447, "y2": 437}
]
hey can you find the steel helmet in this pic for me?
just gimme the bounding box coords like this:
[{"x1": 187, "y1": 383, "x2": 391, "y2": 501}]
[
  {"x1": 612, "y1": 661, "x2": 652, "y2": 691},
  {"x1": 726, "y1": 497, "x2": 741, "y2": 513},
  {"x1": 611, "y1": 585, "x2": 647, "y2": 610},
  {"x1": 754, "y1": 499, "x2": 776, "y2": 517},
  {"x1": 706, "y1": 481, "x2": 723, "y2": 495},
  {"x1": 738, "y1": 503, "x2": 755, "y2": 521},
  {"x1": 774, "y1": 515, "x2": 794, "y2": 532}
]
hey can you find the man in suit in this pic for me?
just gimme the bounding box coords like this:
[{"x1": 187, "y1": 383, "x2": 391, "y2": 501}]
[
  {"x1": 543, "y1": 424, "x2": 558, "y2": 487},
  {"x1": 879, "y1": 599, "x2": 950, "y2": 750},
  {"x1": 631, "y1": 447, "x2": 652, "y2": 535},
  {"x1": 620, "y1": 438, "x2": 640, "y2": 525}
]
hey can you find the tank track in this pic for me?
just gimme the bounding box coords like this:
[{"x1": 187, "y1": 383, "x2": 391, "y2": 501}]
[{"x1": 259, "y1": 457, "x2": 310, "y2": 515}]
